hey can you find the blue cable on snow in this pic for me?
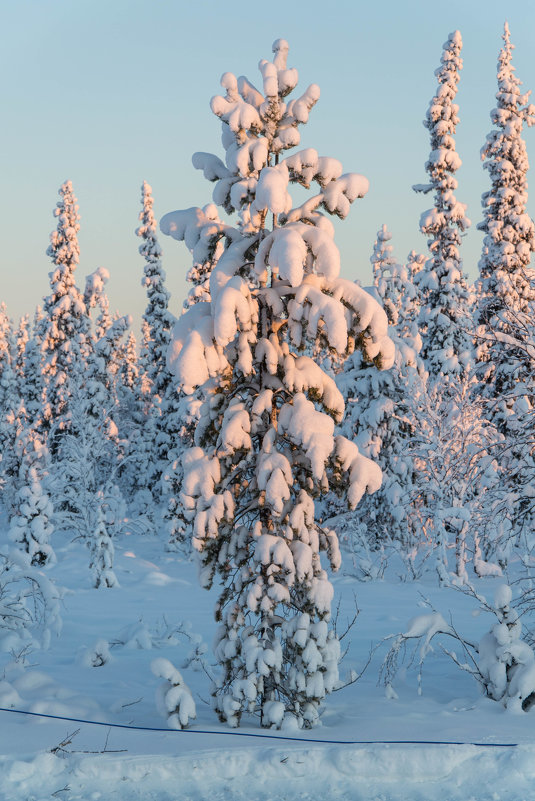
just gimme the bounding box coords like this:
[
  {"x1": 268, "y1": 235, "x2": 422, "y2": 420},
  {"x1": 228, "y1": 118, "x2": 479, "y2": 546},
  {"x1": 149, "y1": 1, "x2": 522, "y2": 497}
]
[{"x1": 0, "y1": 707, "x2": 520, "y2": 747}]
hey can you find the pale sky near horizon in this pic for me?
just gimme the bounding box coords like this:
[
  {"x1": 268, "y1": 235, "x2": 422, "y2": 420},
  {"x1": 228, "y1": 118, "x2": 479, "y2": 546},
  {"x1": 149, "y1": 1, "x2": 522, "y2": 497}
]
[{"x1": 2, "y1": 0, "x2": 535, "y2": 337}]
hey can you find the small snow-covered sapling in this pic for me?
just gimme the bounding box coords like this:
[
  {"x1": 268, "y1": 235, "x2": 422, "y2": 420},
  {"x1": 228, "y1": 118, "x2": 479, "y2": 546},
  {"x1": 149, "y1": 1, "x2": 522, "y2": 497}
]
[{"x1": 151, "y1": 657, "x2": 196, "y2": 729}]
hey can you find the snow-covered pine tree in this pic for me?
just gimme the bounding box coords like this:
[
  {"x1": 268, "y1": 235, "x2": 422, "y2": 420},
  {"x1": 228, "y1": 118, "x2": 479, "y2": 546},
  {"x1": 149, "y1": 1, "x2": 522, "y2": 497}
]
[
  {"x1": 84, "y1": 267, "x2": 113, "y2": 341},
  {"x1": 162, "y1": 39, "x2": 393, "y2": 728},
  {"x1": 118, "y1": 358, "x2": 158, "y2": 522},
  {"x1": 137, "y1": 181, "x2": 178, "y2": 498},
  {"x1": 0, "y1": 361, "x2": 21, "y2": 498},
  {"x1": 41, "y1": 181, "x2": 91, "y2": 446},
  {"x1": 476, "y1": 23, "x2": 535, "y2": 431},
  {"x1": 89, "y1": 502, "x2": 118, "y2": 589},
  {"x1": 413, "y1": 30, "x2": 473, "y2": 384},
  {"x1": 473, "y1": 24, "x2": 535, "y2": 546},
  {"x1": 9, "y1": 462, "x2": 55, "y2": 567},
  {"x1": 119, "y1": 330, "x2": 139, "y2": 393},
  {"x1": 21, "y1": 336, "x2": 44, "y2": 430},
  {"x1": 116, "y1": 330, "x2": 153, "y2": 507},
  {"x1": 95, "y1": 313, "x2": 132, "y2": 437},
  {"x1": 335, "y1": 226, "x2": 424, "y2": 553},
  {"x1": 0, "y1": 305, "x2": 14, "y2": 415},
  {"x1": 14, "y1": 417, "x2": 50, "y2": 495},
  {"x1": 138, "y1": 181, "x2": 175, "y2": 398},
  {"x1": 32, "y1": 305, "x2": 45, "y2": 341},
  {"x1": 0, "y1": 303, "x2": 12, "y2": 378},
  {"x1": 116, "y1": 330, "x2": 144, "y2": 438},
  {"x1": 14, "y1": 315, "x2": 29, "y2": 381}
]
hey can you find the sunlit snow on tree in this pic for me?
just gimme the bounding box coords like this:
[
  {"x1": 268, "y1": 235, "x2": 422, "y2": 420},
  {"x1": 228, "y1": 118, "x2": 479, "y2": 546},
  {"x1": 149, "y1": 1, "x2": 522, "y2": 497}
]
[{"x1": 162, "y1": 38, "x2": 393, "y2": 729}]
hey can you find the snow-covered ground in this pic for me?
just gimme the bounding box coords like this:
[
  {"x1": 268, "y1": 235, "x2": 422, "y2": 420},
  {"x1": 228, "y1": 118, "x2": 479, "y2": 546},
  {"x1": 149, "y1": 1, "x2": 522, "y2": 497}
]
[{"x1": 1, "y1": 529, "x2": 534, "y2": 800}]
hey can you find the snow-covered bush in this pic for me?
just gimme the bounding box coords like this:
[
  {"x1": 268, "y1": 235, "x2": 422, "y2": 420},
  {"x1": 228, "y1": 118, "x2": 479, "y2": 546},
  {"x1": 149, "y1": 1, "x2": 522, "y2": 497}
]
[
  {"x1": 381, "y1": 583, "x2": 535, "y2": 712},
  {"x1": 478, "y1": 585, "x2": 535, "y2": 711},
  {"x1": 79, "y1": 639, "x2": 112, "y2": 667},
  {"x1": 151, "y1": 657, "x2": 197, "y2": 729},
  {"x1": 161, "y1": 38, "x2": 393, "y2": 728},
  {"x1": 0, "y1": 549, "x2": 62, "y2": 654},
  {"x1": 110, "y1": 617, "x2": 208, "y2": 663},
  {"x1": 409, "y1": 379, "x2": 502, "y2": 583}
]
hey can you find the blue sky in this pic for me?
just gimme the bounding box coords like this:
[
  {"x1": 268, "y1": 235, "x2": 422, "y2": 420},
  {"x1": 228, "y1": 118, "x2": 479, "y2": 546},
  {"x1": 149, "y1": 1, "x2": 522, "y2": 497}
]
[{"x1": 2, "y1": 0, "x2": 535, "y2": 335}]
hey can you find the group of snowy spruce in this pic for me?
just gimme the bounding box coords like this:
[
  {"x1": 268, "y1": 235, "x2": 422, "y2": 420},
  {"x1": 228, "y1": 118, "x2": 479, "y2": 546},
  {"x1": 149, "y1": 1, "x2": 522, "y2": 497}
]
[{"x1": 2, "y1": 25, "x2": 535, "y2": 729}]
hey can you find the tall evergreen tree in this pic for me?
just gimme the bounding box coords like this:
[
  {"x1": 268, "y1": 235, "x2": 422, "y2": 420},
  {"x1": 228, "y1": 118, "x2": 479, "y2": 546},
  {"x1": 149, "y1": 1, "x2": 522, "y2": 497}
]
[
  {"x1": 474, "y1": 24, "x2": 535, "y2": 545},
  {"x1": 116, "y1": 330, "x2": 154, "y2": 510},
  {"x1": 162, "y1": 39, "x2": 393, "y2": 728},
  {"x1": 414, "y1": 30, "x2": 473, "y2": 384},
  {"x1": 137, "y1": 181, "x2": 178, "y2": 498},
  {"x1": 41, "y1": 181, "x2": 91, "y2": 442},
  {"x1": 138, "y1": 181, "x2": 174, "y2": 397},
  {"x1": 476, "y1": 23, "x2": 535, "y2": 427}
]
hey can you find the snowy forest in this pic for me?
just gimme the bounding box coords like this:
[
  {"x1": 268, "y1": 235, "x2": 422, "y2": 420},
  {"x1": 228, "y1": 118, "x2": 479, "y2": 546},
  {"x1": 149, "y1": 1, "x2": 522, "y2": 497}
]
[{"x1": 3, "y1": 27, "x2": 535, "y2": 786}]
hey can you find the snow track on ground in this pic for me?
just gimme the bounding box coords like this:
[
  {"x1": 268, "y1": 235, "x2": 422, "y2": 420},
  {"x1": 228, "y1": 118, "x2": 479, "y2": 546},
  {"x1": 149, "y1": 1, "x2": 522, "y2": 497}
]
[{"x1": 2, "y1": 742, "x2": 535, "y2": 800}]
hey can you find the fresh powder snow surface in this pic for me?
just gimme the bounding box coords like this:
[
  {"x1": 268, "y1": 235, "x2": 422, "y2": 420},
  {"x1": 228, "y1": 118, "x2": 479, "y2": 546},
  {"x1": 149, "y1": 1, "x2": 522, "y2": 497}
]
[{"x1": 1, "y1": 528, "x2": 535, "y2": 800}]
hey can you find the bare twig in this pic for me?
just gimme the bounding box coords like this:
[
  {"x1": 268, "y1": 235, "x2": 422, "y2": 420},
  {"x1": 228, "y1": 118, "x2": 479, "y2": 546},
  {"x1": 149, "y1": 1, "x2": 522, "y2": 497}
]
[{"x1": 50, "y1": 729, "x2": 80, "y2": 756}]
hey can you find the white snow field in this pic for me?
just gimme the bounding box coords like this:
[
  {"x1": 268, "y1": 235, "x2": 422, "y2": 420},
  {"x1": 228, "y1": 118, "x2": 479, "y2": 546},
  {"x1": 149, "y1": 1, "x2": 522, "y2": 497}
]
[{"x1": 1, "y1": 529, "x2": 535, "y2": 800}]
